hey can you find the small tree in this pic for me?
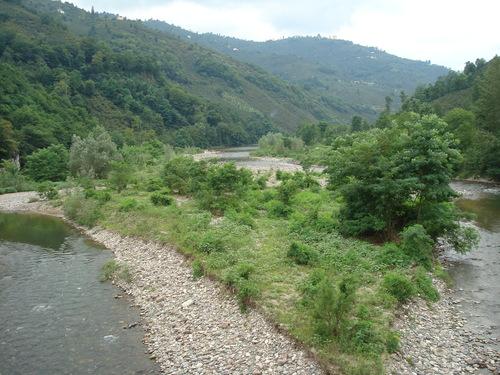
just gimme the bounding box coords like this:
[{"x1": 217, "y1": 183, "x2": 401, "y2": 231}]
[
  {"x1": 69, "y1": 126, "x2": 118, "y2": 178},
  {"x1": 24, "y1": 144, "x2": 69, "y2": 182}
]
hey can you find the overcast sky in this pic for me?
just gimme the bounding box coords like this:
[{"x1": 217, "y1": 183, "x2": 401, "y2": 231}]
[{"x1": 70, "y1": 0, "x2": 500, "y2": 70}]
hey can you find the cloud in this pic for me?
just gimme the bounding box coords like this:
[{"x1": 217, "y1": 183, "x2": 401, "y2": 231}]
[{"x1": 69, "y1": 0, "x2": 500, "y2": 69}]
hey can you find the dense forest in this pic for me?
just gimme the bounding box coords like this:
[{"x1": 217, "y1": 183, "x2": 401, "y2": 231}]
[
  {"x1": 146, "y1": 20, "x2": 449, "y2": 120},
  {"x1": 0, "y1": 0, "x2": 353, "y2": 161}
]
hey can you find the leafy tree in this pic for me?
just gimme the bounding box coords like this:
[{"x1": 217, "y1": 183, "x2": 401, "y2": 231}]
[
  {"x1": 328, "y1": 114, "x2": 463, "y2": 241},
  {"x1": 69, "y1": 127, "x2": 118, "y2": 178},
  {"x1": 24, "y1": 144, "x2": 69, "y2": 182}
]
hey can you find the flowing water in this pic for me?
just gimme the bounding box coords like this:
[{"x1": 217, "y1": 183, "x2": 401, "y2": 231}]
[
  {"x1": 446, "y1": 181, "x2": 500, "y2": 346},
  {"x1": 0, "y1": 212, "x2": 159, "y2": 375}
]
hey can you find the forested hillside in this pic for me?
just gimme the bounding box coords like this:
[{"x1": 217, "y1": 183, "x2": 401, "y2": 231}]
[
  {"x1": 0, "y1": 0, "x2": 346, "y2": 161},
  {"x1": 146, "y1": 20, "x2": 450, "y2": 120},
  {"x1": 412, "y1": 57, "x2": 500, "y2": 180}
]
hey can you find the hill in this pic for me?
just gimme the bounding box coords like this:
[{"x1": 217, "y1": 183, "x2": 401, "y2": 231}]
[
  {"x1": 0, "y1": 0, "x2": 347, "y2": 160},
  {"x1": 145, "y1": 21, "x2": 450, "y2": 120}
]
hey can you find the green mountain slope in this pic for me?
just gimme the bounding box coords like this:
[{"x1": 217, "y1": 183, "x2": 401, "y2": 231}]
[
  {"x1": 0, "y1": 0, "x2": 347, "y2": 160},
  {"x1": 145, "y1": 21, "x2": 450, "y2": 120}
]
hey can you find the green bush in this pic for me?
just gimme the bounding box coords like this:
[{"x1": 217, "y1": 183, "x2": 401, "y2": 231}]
[
  {"x1": 108, "y1": 161, "x2": 132, "y2": 192},
  {"x1": 414, "y1": 267, "x2": 440, "y2": 302},
  {"x1": 192, "y1": 259, "x2": 204, "y2": 279},
  {"x1": 150, "y1": 189, "x2": 173, "y2": 206},
  {"x1": 84, "y1": 189, "x2": 111, "y2": 204},
  {"x1": 350, "y1": 319, "x2": 384, "y2": 354},
  {"x1": 265, "y1": 199, "x2": 291, "y2": 218},
  {"x1": 195, "y1": 230, "x2": 226, "y2": 253},
  {"x1": 311, "y1": 276, "x2": 357, "y2": 339},
  {"x1": 287, "y1": 241, "x2": 318, "y2": 265},
  {"x1": 162, "y1": 156, "x2": 206, "y2": 194},
  {"x1": 24, "y1": 144, "x2": 69, "y2": 182},
  {"x1": 119, "y1": 198, "x2": 140, "y2": 212},
  {"x1": 386, "y1": 331, "x2": 400, "y2": 353},
  {"x1": 400, "y1": 224, "x2": 434, "y2": 268},
  {"x1": 63, "y1": 193, "x2": 101, "y2": 227},
  {"x1": 236, "y1": 279, "x2": 259, "y2": 311},
  {"x1": 145, "y1": 177, "x2": 163, "y2": 192},
  {"x1": 100, "y1": 259, "x2": 132, "y2": 283},
  {"x1": 382, "y1": 272, "x2": 415, "y2": 303},
  {"x1": 37, "y1": 181, "x2": 58, "y2": 200},
  {"x1": 0, "y1": 161, "x2": 35, "y2": 193}
]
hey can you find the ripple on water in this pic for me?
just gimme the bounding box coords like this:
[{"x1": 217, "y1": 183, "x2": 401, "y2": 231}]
[{"x1": 0, "y1": 212, "x2": 159, "y2": 375}]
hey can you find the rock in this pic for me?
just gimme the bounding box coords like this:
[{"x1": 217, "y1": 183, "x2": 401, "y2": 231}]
[{"x1": 181, "y1": 299, "x2": 194, "y2": 308}]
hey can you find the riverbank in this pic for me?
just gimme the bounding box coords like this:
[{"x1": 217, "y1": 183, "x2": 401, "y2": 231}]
[
  {"x1": 0, "y1": 192, "x2": 323, "y2": 374},
  {"x1": 1, "y1": 191, "x2": 498, "y2": 374}
]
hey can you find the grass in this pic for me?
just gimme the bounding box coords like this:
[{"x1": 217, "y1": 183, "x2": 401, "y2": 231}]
[
  {"x1": 61, "y1": 162, "x2": 444, "y2": 375},
  {"x1": 100, "y1": 259, "x2": 132, "y2": 283}
]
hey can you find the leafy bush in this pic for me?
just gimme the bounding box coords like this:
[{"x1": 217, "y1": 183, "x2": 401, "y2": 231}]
[
  {"x1": 63, "y1": 193, "x2": 101, "y2": 227},
  {"x1": 287, "y1": 241, "x2": 318, "y2": 265},
  {"x1": 265, "y1": 199, "x2": 291, "y2": 218},
  {"x1": 236, "y1": 280, "x2": 259, "y2": 311},
  {"x1": 311, "y1": 276, "x2": 357, "y2": 339},
  {"x1": 414, "y1": 267, "x2": 440, "y2": 302},
  {"x1": 108, "y1": 161, "x2": 132, "y2": 192},
  {"x1": 119, "y1": 198, "x2": 141, "y2": 212},
  {"x1": 400, "y1": 224, "x2": 434, "y2": 268},
  {"x1": 382, "y1": 272, "x2": 415, "y2": 303},
  {"x1": 24, "y1": 144, "x2": 69, "y2": 182},
  {"x1": 0, "y1": 161, "x2": 35, "y2": 193},
  {"x1": 224, "y1": 262, "x2": 258, "y2": 311},
  {"x1": 386, "y1": 331, "x2": 400, "y2": 353},
  {"x1": 84, "y1": 189, "x2": 111, "y2": 204},
  {"x1": 350, "y1": 319, "x2": 384, "y2": 354},
  {"x1": 162, "y1": 156, "x2": 206, "y2": 194},
  {"x1": 37, "y1": 181, "x2": 58, "y2": 200},
  {"x1": 145, "y1": 177, "x2": 163, "y2": 192},
  {"x1": 69, "y1": 126, "x2": 119, "y2": 178},
  {"x1": 150, "y1": 189, "x2": 173, "y2": 206},
  {"x1": 195, "y1": 230, "x2": 226, "y2": 253}
]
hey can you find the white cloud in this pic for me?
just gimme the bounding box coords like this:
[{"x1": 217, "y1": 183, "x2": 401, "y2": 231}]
[{"x1": 69, "y1": 0, "x2": 500, "y2": 69}]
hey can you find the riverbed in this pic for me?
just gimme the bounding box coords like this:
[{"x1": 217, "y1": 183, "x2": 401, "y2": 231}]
[
  {"x1": 0, "y1": 212, "x2": 159, "y2": 374},
  {"x1": 446, "y1": 181, "x2": 500, "y2": 348}
]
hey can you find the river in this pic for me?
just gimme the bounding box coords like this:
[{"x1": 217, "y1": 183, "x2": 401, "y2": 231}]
[
  {"x1": 0, "y1": 212, "x2": 159, "y2": 374},
  {"x1": 446, "y1": 181, "x2": 500, "y2": 348}
]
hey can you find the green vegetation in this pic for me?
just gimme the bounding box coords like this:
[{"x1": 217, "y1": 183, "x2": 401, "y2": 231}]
[
  {"x1": 146, "y1": 22, "x2": 449, "y2": 121},
  {"x1": 23, "y1": 121, "x2": 471, "y2": 374},
  {"x1": 100, "y1": 259, "x2": 132, "y2": 283}
]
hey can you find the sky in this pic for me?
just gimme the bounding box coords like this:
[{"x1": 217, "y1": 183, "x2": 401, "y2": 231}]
[{"x1": 69, "y1": 0, "x2": 500, "y2": 70}]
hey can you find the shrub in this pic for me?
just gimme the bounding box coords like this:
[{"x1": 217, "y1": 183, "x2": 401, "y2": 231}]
[
  {"x1": 236, "y1": 280, "x2": 259, "y2": 311},
  {"x1": 145, "y1": 177, "x2": 163, "y2": 192},
  {"x1": 150, "y1": 189, "x2": 173, "y2": 206},
  {"x1": 37, "y1": 181, "x2": 58, "y2": 200},
  {"x1": 195, "y1": 230, "x2": 226, "y2": 253},
  {"x1": 287, "y1": 241, "x2": 318, "y2": 265},
  {"x1": 265, "y1": 199, "x2": 291, "y2": 218},
  {"x1": 108, "y1": 161, "x2": 132, "y2": 192},
  {"x1": 0, "y1": 161, "x2": 35, "y2": 193},
  {"x1": 69, "y1": 126, "x2": 119, "y2": 178},
  {"x1": 84, "y1": 189, "x2": 111, "y2": 204},
  {"x1": 312, "y1": 276, "x2": 357, "y2": 339},
  {"x1": 382, "y1": 272, "x2": 415, "y2": 303},
  {"x1": 350, "y1": 319, "x2": 384, "y2": 354},
  {"x1": 162, "y1": 156, "x2": 206, "y2": 194},
  {"x1": 400, "y1": 224, "x2": 434, "y2": 268},
  {"x1": 386, "y1": 331, "x2": 400, "y2": 353},
  {"x1": 63, "y1": 193, "x2": 101, "y2": 227},
  {"x1": 119, "y1": 198, "x2": 140, "y2": 212},
  {"x1": 100, "y1": 259, "x2": 132, "y2": 283},
  {"x1": 192, "y1": 260, "x2": 204, "y2": 279},
  {"x1": 414, "y1": 267, "x2": 440, "y2": 302},
  {"x1": 24, "y1": 144, "x2": 69, "y2": 182}
]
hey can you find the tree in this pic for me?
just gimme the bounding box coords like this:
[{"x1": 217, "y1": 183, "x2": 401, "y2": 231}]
[
  {"x1": 0, "y1": 119, "x2": 17, "y2": 161},
  {"x1": 328, "y1": 114, "x2": 462, "y2": 241},
  {"x1": 24, "y1": 144, "x2": 69, "y2": 182},
  {"x1": 475, "y1": 57, "x2": 500, "y2": 134},
  {"x1": 69, "y1": 127, "x2": 119, "y2": 178}
]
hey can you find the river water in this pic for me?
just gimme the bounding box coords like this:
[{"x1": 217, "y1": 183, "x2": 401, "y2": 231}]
[
  {"x1": 0, "y1": 212, "x2": 159, "y2": 375},
  {"x1": 446, "y1": 181, "x2": 500, "y2": 346}
]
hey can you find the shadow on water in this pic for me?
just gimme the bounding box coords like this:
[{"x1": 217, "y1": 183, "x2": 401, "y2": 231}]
[{"x1": 0, "y1": 212, "x2": 159, "y2": 375}]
